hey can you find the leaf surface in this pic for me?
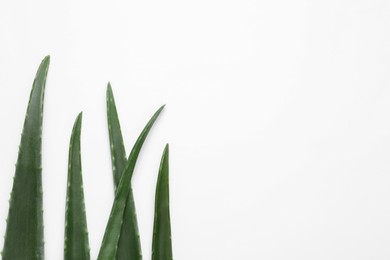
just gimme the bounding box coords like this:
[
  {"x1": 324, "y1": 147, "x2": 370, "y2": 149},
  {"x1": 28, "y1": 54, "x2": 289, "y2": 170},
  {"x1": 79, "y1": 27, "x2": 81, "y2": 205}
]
[
  {"x1": 107, "y1": 84, "x2": 142, "y2": 260},
  {"x1": 98, "y1": 105, "x2": 165, "y2": 260},
  {"x1": 64, "y1": 113, "x2": 90, "y2": 260},
  {"x1": 2, "y1": 56, "x2": 50, "y2": 260},
  {"x1": 152, "y1": 144, "x2": 173, "y2": 260}
]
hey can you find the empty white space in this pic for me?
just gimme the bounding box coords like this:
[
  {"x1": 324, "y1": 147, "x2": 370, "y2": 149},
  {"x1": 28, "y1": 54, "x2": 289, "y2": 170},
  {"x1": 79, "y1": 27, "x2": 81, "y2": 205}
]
[{"x1": 1, "y1": 0, "x2": 390, "y2": 259}]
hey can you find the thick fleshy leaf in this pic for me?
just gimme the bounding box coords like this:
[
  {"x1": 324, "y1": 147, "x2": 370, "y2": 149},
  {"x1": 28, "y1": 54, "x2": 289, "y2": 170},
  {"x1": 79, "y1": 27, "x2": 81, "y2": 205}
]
[
  {"x1": 106, "y1": 84, "x2": 142, "y2": 260},
  {"x1": 98, "y1": 105, "x2": 165, "y2": 260},
  {"x1": 152, "y1": 144, "x2": 173, "y2": 260},
  {"x1": 106, "y1": 84, "x2": 127, "y2": 188},
  {"x1": 64, "y1": 113, "x2": 90, "y2": 260},
  {"x1": 2, "y1": 56, "x2": 50, "y2": 260}
]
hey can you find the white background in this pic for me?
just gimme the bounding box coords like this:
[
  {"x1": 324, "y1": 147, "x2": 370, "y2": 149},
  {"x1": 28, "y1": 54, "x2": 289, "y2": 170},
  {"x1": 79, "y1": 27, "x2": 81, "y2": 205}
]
[{"x1": 1, "y1": 0, "x2": 390, "y2": 259}]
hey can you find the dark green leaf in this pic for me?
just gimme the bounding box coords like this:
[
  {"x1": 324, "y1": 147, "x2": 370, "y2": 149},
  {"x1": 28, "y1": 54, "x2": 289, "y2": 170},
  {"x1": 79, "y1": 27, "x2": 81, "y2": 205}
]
[
  {"x1": 64, "y1": 113, "x2": 90, "y2": 260},
  {"x1": 106, "y1": 83, "x2": 142, "y2": 260},
  {"x1": 106, "y1": 83, "x2": 127, "y2": 188},
  {"x1": 2, "y1": 56, "x2": 50, "y2": 260},
  {"x1": 152, "y1": 144, "x2": 173, "y2": 260},
  {"x1": 98, "y1": 105, "x2": 165, "y2": 260}
]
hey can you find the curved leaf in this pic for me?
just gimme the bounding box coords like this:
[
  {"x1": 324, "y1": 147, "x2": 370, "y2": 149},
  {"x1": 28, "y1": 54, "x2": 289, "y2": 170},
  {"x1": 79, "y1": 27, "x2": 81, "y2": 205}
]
[
  {"x1": 98, "y1": 105, "x2": 165, "y2": 260},
  {"x1": 2, "y1": 56, "x2": 50, "y2": 260},
  {"x1": 106, "y1": 84, "x2": 142, "y2": 260},
  {"x1": 64, "y1": 113, "x2": 90, "y2": 260},
  {"x1": 152, "y1": 144, "x2": 173, "y2": 260}
]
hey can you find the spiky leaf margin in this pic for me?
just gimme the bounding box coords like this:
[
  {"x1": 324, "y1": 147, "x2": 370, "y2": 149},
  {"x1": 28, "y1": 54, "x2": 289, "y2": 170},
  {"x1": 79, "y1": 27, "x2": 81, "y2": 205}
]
[
  {"x1": 98, "y1": 105, "x2": 164, "y2": 260},
  {"x1": 2, "y1": 56, "x2": 50, "y2": 260},
  {"x1": 64, "y1": 113, "x2": 90, "y2": 260},
  {"x1": 106, "y1": 84, "x2": 142, "y2": 260}
]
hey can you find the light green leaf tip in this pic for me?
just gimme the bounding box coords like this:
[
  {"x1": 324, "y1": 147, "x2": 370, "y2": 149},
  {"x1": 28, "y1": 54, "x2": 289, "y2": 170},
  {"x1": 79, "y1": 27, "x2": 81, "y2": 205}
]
[
  {"x1": 152, "y1": 144, "x2": 173, "y2": 260},
  {"x1": 98, "y1": 105, "x2": 165, "y2": 260},
  {"x1": 2, "y1": 56, "x2": 50, "y2": 260},
  {"x1": 106, "y1": 83, "x2": 142, "y2": 260},
  {"x1": 64, "y1": 112, "x2": 90, "y2": 260}
]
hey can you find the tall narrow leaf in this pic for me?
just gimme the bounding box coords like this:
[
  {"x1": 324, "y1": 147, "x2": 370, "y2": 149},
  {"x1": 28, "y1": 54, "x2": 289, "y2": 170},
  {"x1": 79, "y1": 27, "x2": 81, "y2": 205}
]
[
  {"x1": 98, "y1": 105, "x2": 165, "y2": 260},
  {"x1": 106, "y1": 84, "x2": 127, "y2": 188},
  {"x1": 2, "y1": 56, "x2": 50, "y2": 260},
  {"x1": 152, "y1": 144, "x2": 173, "y2": 260},
  {"x1": 64, "y1": 113, "x2": 90, "y2": 260},
  {"x1": 107, "y1": 84, "x2": 142, "y2": 260}
]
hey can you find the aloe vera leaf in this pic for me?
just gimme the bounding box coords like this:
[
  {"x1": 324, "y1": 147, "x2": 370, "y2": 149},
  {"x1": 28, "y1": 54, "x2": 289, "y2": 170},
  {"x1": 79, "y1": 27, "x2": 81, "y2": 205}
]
[
  {"x1": 64, "y1": 113, "x2": 90, "y2": 260},
  {"x1": 106, "y1": 84, "x2": 142, "y2": 260},
  {"x1": 98, "y1": 105, "x2": 165, "y2": 260},
  {"x1": 2, "y1": 56, "x2": 50, "y2": 260},
  {"x1": 106, "y1": 83, "x2": 127, "y2": 188},
  {"x1": 152, "y1": 144, "x2": 173, "y2": 260}
]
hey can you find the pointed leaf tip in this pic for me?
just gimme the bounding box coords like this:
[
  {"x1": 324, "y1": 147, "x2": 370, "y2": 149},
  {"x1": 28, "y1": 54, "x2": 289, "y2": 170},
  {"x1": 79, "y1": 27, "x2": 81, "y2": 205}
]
[
  {"x1": 98, "y1": 105, "x2": 164, "y2": 260},
  {"x1": 106, "y1": 86, "x2": 146, "y2": 260},
  {"x1": 75, "y1": 112, "x2": 83, "y2": 125},
  {"x1": 107, "y1": 82, "x2": 112, "y2": 92},
  {"x1": 2, "y1": 56, "x2": 50, "y2": 260},
  {"x1": 152, "y1": 143, "x2": 172, "y2": 260},
  {"x1": 64, "y1": 113, "x2": 90, "y2": 260},
  {"x1": 39, "y1": 56, "x2": 50, "y2": 70}
]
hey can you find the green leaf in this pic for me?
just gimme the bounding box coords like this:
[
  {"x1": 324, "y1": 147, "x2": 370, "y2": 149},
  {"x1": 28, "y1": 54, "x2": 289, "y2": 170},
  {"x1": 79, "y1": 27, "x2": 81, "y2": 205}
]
[
  {"x1": 64, "y1": 113, "x2": 90, "y2": 260},
  {"x1": 152, "y1": 144, "x2": 173, "y2": 260},
  {"x1": 107, "y1": 84, "x2": 142, "y2": 260},
  {"x1": 98, "y1": 105, "x2": 165, "y2": 260},
  {"x1": 106, "y1": 83, "x2": 127, "y2": 188},
  {"x1": 2, "y1": 56, "x2": 50, "y2": 260}
]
